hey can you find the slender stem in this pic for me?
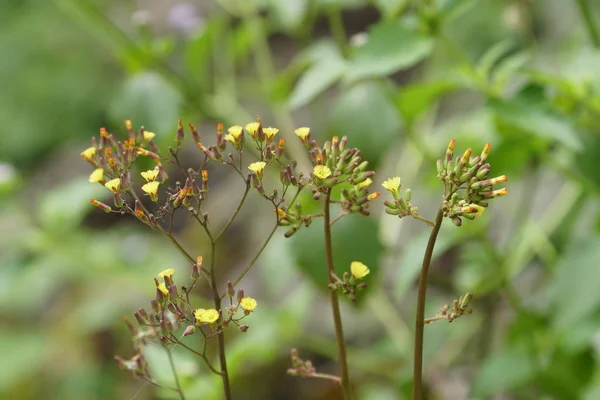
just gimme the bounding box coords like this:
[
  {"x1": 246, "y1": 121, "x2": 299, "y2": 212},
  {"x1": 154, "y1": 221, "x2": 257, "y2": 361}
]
[
  {"x1": 164, "y1": 345, "x2": 186, "y2": 400},
  {"x1": 311, "y1": 372, "x2": 342, "y2": 384},
  {"x1": 412, "y1": 207, "x2": 445, "y2": 400},
  {"x1": 215, "y1": 184, "x2": 250, "y2": 241},
  {"x1": 411, "y1": 214, "x2": 435, "y2": 227},
  {"x1": 424, "y1": 315, "x2": 446, "y2": 325},
  {"x1": 169, "y1": 335, "x2": 221, "y2": 375},
  {"x1": 577, "y1": 0, "x2": 600, "y2": 48},
  {"x1": 323, "y1": 189, "x2": 352, "y2": 399},
  {"x1": 327, "y1": 6, "x2": 350, "y2": 57}
]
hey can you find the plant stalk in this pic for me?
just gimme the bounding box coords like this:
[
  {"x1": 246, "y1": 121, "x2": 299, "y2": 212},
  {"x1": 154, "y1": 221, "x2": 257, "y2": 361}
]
[
  {"x1": 323, "y1": 190, "x2": 352, "y2": 399},
  {"x1": 412, "y1": 207, "x2": 445, "y2": 400},
  {"x1": 576, "y1": 0, "x2": 600, "y2": 48}
]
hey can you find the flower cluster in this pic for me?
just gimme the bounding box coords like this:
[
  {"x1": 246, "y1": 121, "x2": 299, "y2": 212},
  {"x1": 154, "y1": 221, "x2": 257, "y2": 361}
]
[
  {"x1": 381, "y1": 176, "x2": 421, "y2": 221},
  {"x1": 437, "y1": 141, "x2": 508, "y2": 226},
  {"x1": 328, "y1": 261, "x2": 370, "y2": 302},
  {"x1": 287, "y1": 348, "x2": 317, "y2": 378},
  {"x1": 425, "y1": 292, "x2": 473, "y2": 324}
]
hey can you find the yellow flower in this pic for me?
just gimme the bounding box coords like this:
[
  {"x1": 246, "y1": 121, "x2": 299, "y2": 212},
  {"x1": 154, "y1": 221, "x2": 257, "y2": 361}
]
[
  {"x1": 104, "y1": 178, "x2": 121, "y2": 193},
  {"x1": 194, "y1": 308, "x2": 220, "y2": 325},
  {"x1": 382, "y1": 177, "x2": 401, "y2": 194},
  {"x1": 356, "y1": 178, "x2": 373, "y2": 190},
  {"x1": 263, "y1": 127, "x2": 279, "y2": 139},
  {"x1": 462, "y1": 204, "x2": 485, "y2": 217},
  {"x1": 313, "y1": 165, "x2": 332, "y2": 179},
  {"x1": 350, "y1": 261, "x2": 370, "y2": 279},
  {"x1": 141, "y1": 169, "x2": 159, "y2": 182},
  {"x1": 248, "y1": 161, "x2": 266, "y2": 175},
  {"x1": 228, "y1": 126, "x2": 243, "y2": 139},
  {"x1": 245, "y1": 122, "x2": 260, "y2": 138},
  {"x1": 240, "y1": 297, "x2": 257, "y2": 312},
  {"x1": 88, "y1": 168, "x2": 104, "y2": 183},
  {"x1": 294, "y1": 127, "x2": 310, "y2": 140},
  {"x1": 81, "y1": 147, "x2": 96, "y2": 160},
  {"x1": 143, "y1": 131, "x2": 156, "y2": 141},
  {"x1": 157, "y1": 282, "x2": 168, "y2": 296},
  {"x1": 142, "y1": 181, "x2": 160, "y2": 202},
  {"x1": 157, "y1": 268, "x2": 175, "y2": 280}
]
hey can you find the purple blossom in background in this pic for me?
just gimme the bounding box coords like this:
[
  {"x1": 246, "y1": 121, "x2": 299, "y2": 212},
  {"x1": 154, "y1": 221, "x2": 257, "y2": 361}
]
[{"x1": 168, "y1": 3, "x2": 204, "y2": 34}]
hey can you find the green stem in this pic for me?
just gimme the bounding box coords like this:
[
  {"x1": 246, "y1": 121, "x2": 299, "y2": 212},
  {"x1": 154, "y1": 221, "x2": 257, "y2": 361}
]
[
  {"x1": 323, "y1": 189, "x2": 352, "y2": 399},
  {"x1": 327, "y1": 6, "x2": 350, "y2": 57},
  {"x1": 164, "y1": 345, "x2": 186, "y2": 400},
  {"x1": 412, "y1": 207, "x2": 444, "y2": 400},
  {"x1": 577, "y1": 0, "x2": 600, "y2": 48},
  {"x1": 215, "y1": 184, "x2": 250, "y2": 241}
]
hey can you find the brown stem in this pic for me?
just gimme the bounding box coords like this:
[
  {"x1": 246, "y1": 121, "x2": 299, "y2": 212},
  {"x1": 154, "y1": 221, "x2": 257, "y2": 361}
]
[
  {"x1": 412, "y1": 207, "x2": 444, "y2": 400},
  {"x1": 323, "y1": 189, "x2": 352, "y2": 399}
]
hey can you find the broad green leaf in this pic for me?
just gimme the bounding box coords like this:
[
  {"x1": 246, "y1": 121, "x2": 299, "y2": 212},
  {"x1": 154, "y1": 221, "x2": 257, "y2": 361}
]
[
  {"x1": 329, "y1": 81, "x2": 402, "y2": 166},
  {"x1": 396, "y1": 79, "x2": 459, "y2": 123},
  {"x1": 288, "y1": 42, "x2": 346, "y2": 109},
  {"x1": 345, "y1": 19, "x2": 433, "y2": 81},
  {"x1": 471, "y1": 345, "x2": 535, "y2": 396},
  {"x1": 108, "y1": 71, "x2": 182, "y2": 135},
  {"x1": 268, "y1": 0, "x2": 309, "y2": 31},
  {"x1": 549, "y1": 237, "x2": 600, "y2": 330},
  {"x1": 293, "y1": 213, "x2": 381, "y2": 289}
]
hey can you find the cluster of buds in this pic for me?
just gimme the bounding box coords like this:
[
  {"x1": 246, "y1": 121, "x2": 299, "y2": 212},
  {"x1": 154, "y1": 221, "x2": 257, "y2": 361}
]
[
  {"x1": 425, "y1": 292, "x2": 473, "y2": 325},
  {"x1": 381, "y1": 177, "x2": 421, "y2": 221},
  {"x1": 328, "y1": 261, "x2": 370, "y2": 302},
  {"x1": 114, "y1": 353, "x2": 152, "y2": 381},
  {"x1": 275, "y1": 204, "x2": 315, "y2": 238},
  {"x1": 437, "y1": 140, "x2": 508, "y2": 226},
  {"x1": 219, "y1": 281, "x2": 257, "y2": 332},
  {"x1": 287, "y1": 348, "x2": 317, "y2": 378}
]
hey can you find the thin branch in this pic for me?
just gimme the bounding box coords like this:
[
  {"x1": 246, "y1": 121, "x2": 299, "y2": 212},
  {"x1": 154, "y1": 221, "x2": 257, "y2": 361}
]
[
  {"x1": 163, "y1": 345, "x2": 186, "y2": 400},
  {"x1": 215, "y1": 183, "x2": 251, "y2": 241}
]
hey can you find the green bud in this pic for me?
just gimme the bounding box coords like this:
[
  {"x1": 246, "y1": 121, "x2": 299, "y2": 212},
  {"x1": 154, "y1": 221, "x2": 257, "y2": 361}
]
[
  {"x1": 404, "y1": 188, "x2": 412, "y2": 202},
  {"x1": 436, "y1": 159, "x2": 444, "y2": 174}
]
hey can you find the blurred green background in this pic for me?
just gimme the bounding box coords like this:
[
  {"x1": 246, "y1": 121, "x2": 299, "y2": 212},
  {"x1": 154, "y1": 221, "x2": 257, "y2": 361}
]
[{"x1": 3, "y1": 0, "x2": 600, "y2": 399}]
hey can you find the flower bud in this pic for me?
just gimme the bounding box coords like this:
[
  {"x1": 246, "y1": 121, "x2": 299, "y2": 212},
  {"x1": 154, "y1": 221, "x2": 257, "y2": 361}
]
[
  {"x1": 90, "y1": 199, "x2": 112, "y2": 213},
  {"x1": 176, "y1": 119, "x2": 184, "y2": 144},
  {"x1": 150, "y1": 299, "x2": 159, "y2": 313},
  {"x1": 134, "y1": 311, "x2": 145, "y2": 325},
  {"x1": 237, "y1": 289, "x2": 244, "y2": 303},
  {"x1": 227, "y1": 281, "x2": 235, "y2": 298},
  {"x1": 183, "y1": 325, "x2": 196, "y2": 337},
  {"x1": 239, "y1": 324, "x2": 249, "y2": 332},
  {"x1": 189, "y1": 123, "x2": 201, "y2": 145}
]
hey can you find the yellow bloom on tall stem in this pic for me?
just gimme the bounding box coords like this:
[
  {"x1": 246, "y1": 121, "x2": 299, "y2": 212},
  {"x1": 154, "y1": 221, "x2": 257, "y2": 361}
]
[
  {"x1": 294, "y1": 127, "x2": 310, "y2": 140},
  {"x1": 194, "y1": 308, "x2": 220, "y2": 325},
  {"x1": 104, "y1": 178, "x2": 121, "y2": 193},
  {"x1": 350, "y1": 261, "x2": 370, "y2": 279},
  {"x1": 248, "y1": 161, "x2": 266, "y2": 178},
  {"x1": 240, "y1": 297, "x2": 257, "y2": 312},
  {"x1": 88, "y1": 168, "x2": 104, "y2": 183},
  {"x1": 381, "y1": 177, "x2": 401, "y2": 194},
  {"x1": 142, "y1": 181, "x2": 160, "y2": 202},
  {"x1": 141, "y1": 169, "x2": 159, "y2": 182},
  {"x1": 313, "y1": 165, "x2": 332, "y2": 179},
  {"x1": 245, "y1": 122, "x2": 260, "y2": 138},
  {"x1": 81, "y1": 147, "x2": 96, "y2": 160},
  {"x1": 263, "y1": 127, "x2": 279, "y2": 139},
  {"x1": 157, "y1": 282, "x2": 168, "y2": 296},
  {"x1": 157, "y1": 268, "x2": 175, "y2": 280},
  {"x1": 143, "y1": 131, "x2": 156, "y2": 141}
]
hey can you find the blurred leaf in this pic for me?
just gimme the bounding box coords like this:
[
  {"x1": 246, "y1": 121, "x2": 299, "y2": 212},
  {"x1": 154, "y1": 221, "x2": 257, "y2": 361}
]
[
  {"x1": 38, "y1": 179, "x2": 106, "y2": 232},
  {"x1": 330, "y1": 80, "x2": 402, "y2": 165},
  {"x1": 109, "y1": 71, "x2": 182, "y2": 134},
  {"x1": 396, "y1": 79, "x2": 459, "y2": 123},
  {"x1": 345, "y1": 19, "x2": 433, "y2": 81},
  {"x1": 268, "y1": 0, "x2": 308, "y2": 31},
  {"x1": 288, "y1": 42, "x2": 346, "y2": 109},
  {"x1": 549, "y1": 237, "x2": 600, "y2": 330},
  {"x1": 575, "y1": 133, "x2": 600, "y2": 193},
  {"x1": 293, "y1": 213, "x2": 381, "y2": 289},
  {"x1": 0, "y1": 332, "x2": 45, "y2": 393},
  {"x1": 492, "y1": 52, "x2": 530, "y2": 88},
  {"x1": 477, "y1": 40, "x2": 515, "y2": 78},
  {"x1": 471, "y1": 345, "x2": 535, "y2": 396},
  {"x1": 439, "y1": 0, "x2": 479, "y2": 23},
  {"x1": 373, "y1": 0, "x2": 407, "y2": 19}
]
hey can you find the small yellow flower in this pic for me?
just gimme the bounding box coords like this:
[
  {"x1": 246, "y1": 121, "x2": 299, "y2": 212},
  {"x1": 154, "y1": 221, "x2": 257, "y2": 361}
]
[
  {"x1": 245, "y1": 122, "x2": 260, "y2": 138},
  {"x1": 350, "y1": 261, "x2": 370, "y2": 279},
  {"x1": 194, "y1": 308, "x2": 220, "y2": 325},
  {"x1": 157, "y1": 282, "x2": 168, "y2": 296},
  {"x1": 88, "y1": 168, "x2": 104, "y2": 183},
  {"x1": 141, "y1": 169, "x2": 159, "y2": 182},
  {"x1": 263, "y1": 127, "x2": 279, "y2": 139},
  {"x1": 313, "y1": 165, "x2": 332, "y2": 179},
  {"x1": 462, "y1": 204, "x2": 485, "y2": 217},
  {"x1": 157, "y1": 268, "x2": 175, "y2": 280},
  {"x1": 294, "y1": 127, "x2": 310, "y2": 140},
  {"x1": 381, "y1": 177, "x2": 401, "y2": 194},
  {"x1": 104, "y1": 178, "x2": 121, "y2": 193},
  {"x1": 228, "y1": 126, "x2": 243, "y2": 139},
  {"x1": 240, "y1": 297, "x2": 257, "y2": 312},
  {"x1": 356, "y1": 178, "x2": 373, "y2": 190},
  {"x1": 81, "y1": 147, "x2": 96, "y2": 160},
  {"x1": 367, "y1": 192, "x2": 380, "y2": 201},
  {"x1": 248, "y1": 161, "x2": 266, "y2": 175},
  {"x1": 142, "y1": 181, "x2": 160, "y2": 202},
  {"x1": 143, "y1": 131, "x2": 156, "y2": 141}
]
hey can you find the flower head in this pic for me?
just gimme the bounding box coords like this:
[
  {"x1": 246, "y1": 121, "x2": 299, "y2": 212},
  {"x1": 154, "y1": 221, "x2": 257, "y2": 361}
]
[
  {"x1": 104, "y1": 178, "x2": 121, "y2": 193},
  {"x1": 263, "y1": 127, "x2": 279, "y2": 140},
  {"x1": 240, "y1": 297, "x2": 257, "y2": 312},
  {"x1": 245, "y1": 122, "x2": 260, "y2": 138},
  {"x1": 382, "y1": 177, "x2": 401, "y2": 194},
  {"x1": 194, "y1": 308, "x2": 220, "y2": 325},
  {"x1": 294, "y1": 127, "x2": 310, "y2": 140},
  {"x1": 356, "y1": 178, "x2": 373, "y2": 190},
  {"x1": 142, "y1": 181, "x2": 160, "y2": 202},
  {"x1": 141, "y1": 169, "x2": 159, "y2": 182},
  {"x1": 350, "y1": 261, "x2": 370, "y2": 279},
  {"x1": 228, "y1": 125, "x2": 243, "y2": 138},
  {"x1": 89, "y1": 168, "x2": 104, "y2": 183},
  {"x1": 157, "y1": 268, "x2": 175, "y2": 280},
  {"x1": 248, "y1": 161, "x2": 266, "y2": 176},
  {"x1": 157, "y1": 282, "x2": 168, "y2": 296},
  {"x1": 81, "y1": 147, "x2": 96, "y2": 160},
  {"x1": 313, "y1": 165, "x2": 332, "y2": 180},
  {"x1": 143, "y1": 131, "x2": 156, "y2": 141}
]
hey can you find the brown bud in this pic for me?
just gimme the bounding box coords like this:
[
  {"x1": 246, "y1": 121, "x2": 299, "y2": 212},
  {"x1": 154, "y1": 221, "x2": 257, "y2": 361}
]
[{"x1": 239, "y1": 324, "x2": 249, "y2": 332}]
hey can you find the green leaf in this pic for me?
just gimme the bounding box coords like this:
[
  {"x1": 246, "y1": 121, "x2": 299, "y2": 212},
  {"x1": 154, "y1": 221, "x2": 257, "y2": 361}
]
[
  {"x1": 288, "y1": 41, "x2": 346, "y2": 109},
  {"x1": 345, "y1": 19, "x2": 433, "y2": 81},
  {"x1": 292, "y1": 213, "x2": 381, "y2": 289},
  {"x1": 477, "y1": 40, "x2": 515, "y2": 78},
  {"x1": 329, "y1": 80, "x2": 402, "y2": 166},
  {"x1": 268, "y1": 0, "x2": 309, "y2": 31},
  {"x1": 549, "y1": 237, "x2": 600, "y2": 330},
  {"x1": 0, "y1": 332, "x2": 45, "y2": 392},
  {"x1": 396, "y1": 79, "x2": 459, "y2": 123},
  {"x1": 471, "y1": 345, "x2": 536, "y2": 397},
  {"x1": 108, "y1": 71, "x2": 182, "y2": 135}
]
